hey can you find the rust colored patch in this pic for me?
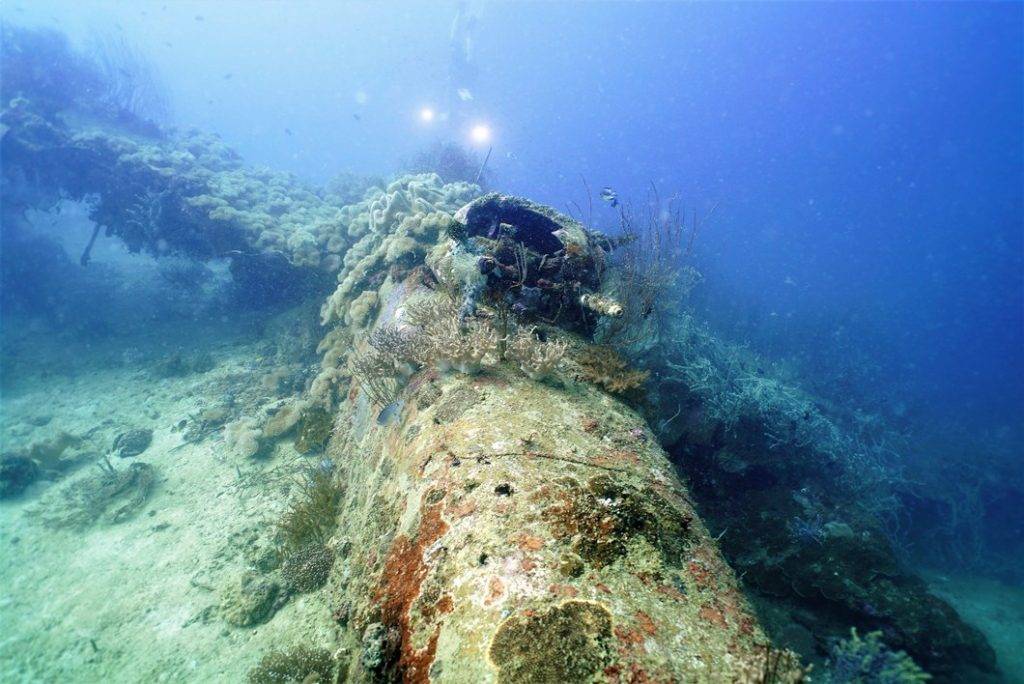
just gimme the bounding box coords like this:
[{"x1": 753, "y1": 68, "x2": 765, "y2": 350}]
[
  {"x1": 528, "y1": 484, "x2": 552, "y2": 502},
  {"x1": 634, "y1": 572, "x2": 656, "y2": 586},
  {"x1": 698, "y1": 604, "x2": 726, "y2": 626},
  {"x1": 614, "y1": 625, "x2": 646, "y2": 648},
  {"x1": 375, "y1": 497, "x2": 449, "y2": 684},
  {"x1": 595, "y1": 582, "x2": 613, "y2": 594},
  {"x1": 627, "y1": 665, "x2": 653, "y2": 684},
  {"x1": 520, "y1": 558, "x2": 537, "y2": 572},
  {"x1": 446, "y1": 497, "x2": 477, "y2": 519},
  {"x1": 634, "y1": 611, "x2": 656, "y2": 636},
  {"x1": 582, "y1": 417, "x2": 600, "y2": 432},
  {"x1": 437, "y1": 594, "x2": 454, "y2": 615},
  {"x1": 516, "y1": 533, "x2": 544, "y2": 551},
  {"x1": 548, "y1": 583, "x2": 579, "y2": 598},
  {"x1": 485, "y1": 576, "x2": 506, "y2": 605},
  {"x1": 688, "y1": 560, "x2": 712, "y2": 588}
]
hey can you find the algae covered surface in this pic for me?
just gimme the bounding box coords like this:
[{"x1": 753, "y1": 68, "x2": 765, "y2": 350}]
[{"x1": 2, "y1": 5, "x2": 1023, "y2": 684}]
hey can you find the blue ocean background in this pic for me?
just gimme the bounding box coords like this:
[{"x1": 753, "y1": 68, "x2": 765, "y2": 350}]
[{"x1": 1, "y1": 0, "x2": 1022, "y2": 681}]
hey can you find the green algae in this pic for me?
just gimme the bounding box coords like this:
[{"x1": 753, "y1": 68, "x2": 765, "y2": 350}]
[{"x1": 294, "y1": 406, "x2": 334, "y2": 453}]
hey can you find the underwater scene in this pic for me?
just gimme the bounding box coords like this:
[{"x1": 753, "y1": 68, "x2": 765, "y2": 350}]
[{"x1": 0, "y1": 2, "x2": 1021, "y2": 682}]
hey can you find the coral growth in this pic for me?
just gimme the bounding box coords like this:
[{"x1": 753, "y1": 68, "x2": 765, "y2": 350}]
[
  {"x1": 575, "y1": 345, "x2": 649, "y2": 395},
  {"x1": 421, "y1": 317, "x2": 499, "y2": 375},
  {"x1": 224, "y1": 417, "x2": 262, "y2": 458},
  {"x1": 319, "y1": 174, "x2": 479, "y2": 327},
  {"x1": 408, "y1": 140, "x2": 485, "y2": 185},
  {"x1": 505, "y1": 327, "x2": 567, "y2": 381},
  {"x1": 247, "y1": 646, "x2": 337, "y2": 684},
  {"x1": 281, "y1": 543, "x2": 334, "y2": 593},
  {"x1": 112, "y1": 428, "x2": 152, "y2": 458},
  {"x1": 826, "y1": 629, "x2": 930, "y2": 683},
  {"x1": 542, "y1": 475, "x2": 693, "y2": 568},
  {"x1": 276, "y1": 465, "x2": 342, "y2": 558},
  {"x1": 294, "y1": 406, "x2": 334, "y2": 453},
  {"x1": 488, "y1": 601, "x2": 613, "y2": 683}
]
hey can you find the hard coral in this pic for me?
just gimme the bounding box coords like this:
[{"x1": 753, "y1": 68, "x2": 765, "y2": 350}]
[
  {"x1": 282, "y1": 543, "x2": 334, "y2": 593},
  {"x1": 247, "y1": 645, "x2": 337, "y2": 684}
]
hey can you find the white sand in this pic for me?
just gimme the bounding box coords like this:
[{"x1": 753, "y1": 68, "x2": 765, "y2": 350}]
[{"x1": 0, "y1": 338, "x2": 338, "y2": 682}]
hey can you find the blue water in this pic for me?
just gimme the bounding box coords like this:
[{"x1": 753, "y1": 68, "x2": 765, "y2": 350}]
[
  {"x1": 1, "y1": 1, "x2": 1021, "y2": 681},
  {"x1": 13, "y1": 1, "x2": 1018, "y2": 426}
]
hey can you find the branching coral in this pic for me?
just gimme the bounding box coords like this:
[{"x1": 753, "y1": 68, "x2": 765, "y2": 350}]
[
  {"x1": 421, "y1": 317, "x2": 498, "y2": 375},
  {"x1": 349, "y1": 324, "x2": 424, "y2": 406},
  {"x1": 575, "y1": 345, "x2": 649, "y2": 395},
  {"x1": 402, "y1": 297, "x2": 500, "y2": 375},
  {"x1": 505, "y1": 327, "x2": 567, "y2": 381},
  {"x1": 367, "y1": 325, "x2": 419, "y2": 378},
  {"x1": 350, "y1": 348, "x2": 401, "y2": 407}
]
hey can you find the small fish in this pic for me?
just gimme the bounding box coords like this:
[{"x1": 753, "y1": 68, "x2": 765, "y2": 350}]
[
  {"x1": 163, "y1": 41, "x2": 173, "y2": 48},
  {"x1": 195, "y1": 14, "x2": 204, "y2": 21},
  {"x1": 223, "y1": 73, "x2": 233, "y2": 80},
  {"x1": 352, "y1": 113, "x2": 361, "y2": 121},
  {"x1": 600, "y1": 187, "x2": 619, "y2": 208},
  {"x1": 376, "y1": 400, "x2": 404, "y2": 425},
  {"x1": 457, "y1": 88, "x2": 473, "y2": 101},
  {"x1": 284, "y1": 127, "x2": 293, "y2": 136}
]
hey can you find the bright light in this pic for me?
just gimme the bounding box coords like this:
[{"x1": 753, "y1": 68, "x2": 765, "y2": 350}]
[
  {"x1": 470, "y1": 123, "x2": 491, "y2": 144},
  {"x1": 419, "y1": 107, "x2": 435, "y2": 123}
]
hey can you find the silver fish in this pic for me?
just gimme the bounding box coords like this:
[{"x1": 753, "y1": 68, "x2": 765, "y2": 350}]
[{"x1": 600, "y1": 187, "x2": 619, "y2": 208}]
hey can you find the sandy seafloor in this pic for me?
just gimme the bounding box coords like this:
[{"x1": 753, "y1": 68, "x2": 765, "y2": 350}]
[
  {"x1": 923, "y1": 570, "x2": 1024, "y2": 683},
  {"x1": 1, "y1": 312, "x2": 1022, "y2": 683},
  {"x1": 0, "y1": 311, "x2": 340, "y2": 682}
]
